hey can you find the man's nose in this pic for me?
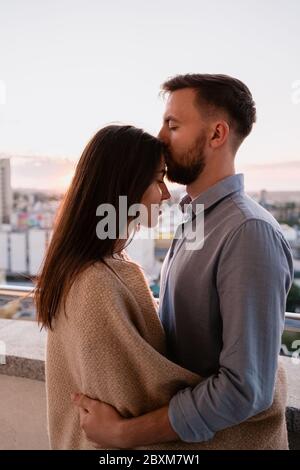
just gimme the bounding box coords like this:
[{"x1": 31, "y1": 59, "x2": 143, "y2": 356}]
[{"x1": 158, "y1": 126, "x2": 168, "y2": 144}]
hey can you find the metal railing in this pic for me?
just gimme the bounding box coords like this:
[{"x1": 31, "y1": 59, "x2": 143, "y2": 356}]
[
  {"x1": 0, "y1": 284, "x2": 33, "y2": 296},
  {"x1": 0, "y1": 284, "x2": 300, "y2": 332},
  {"x1": 284, "y1": 312, "x2": 300, "y2": 332}
]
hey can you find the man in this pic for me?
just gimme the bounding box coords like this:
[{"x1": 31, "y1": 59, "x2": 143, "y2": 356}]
[{"x1": 72, "y1": 74, "x2": 293, "y2": 448}]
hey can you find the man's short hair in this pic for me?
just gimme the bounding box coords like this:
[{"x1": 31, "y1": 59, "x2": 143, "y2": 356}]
[{"x1": 162, "y1": 74, "x2": 256, "y2": 143}]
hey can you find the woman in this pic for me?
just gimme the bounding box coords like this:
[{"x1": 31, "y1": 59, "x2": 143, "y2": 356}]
[{"x1": 36, "y1": 125, "x2": 287, "y2": 450}]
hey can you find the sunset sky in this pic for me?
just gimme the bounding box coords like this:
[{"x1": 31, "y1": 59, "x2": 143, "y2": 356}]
[{"x1": 0, "y1": 0, "x2": 299, "y2": 191}]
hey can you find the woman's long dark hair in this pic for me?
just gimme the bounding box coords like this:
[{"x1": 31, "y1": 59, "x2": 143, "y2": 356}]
[{"x1": 35, "y1": 125, "x2": 164, "y2": 330}]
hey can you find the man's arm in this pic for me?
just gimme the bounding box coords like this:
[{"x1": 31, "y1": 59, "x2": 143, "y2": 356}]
[
  {"x1": 119, "y1": 406, "x2": 178, "y2": 448},
  {"x1": 72, "y1": 396, "x2": 177, "y2": 448}
]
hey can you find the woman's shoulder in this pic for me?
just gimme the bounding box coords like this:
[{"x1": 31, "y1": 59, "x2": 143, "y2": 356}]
[
  {"x1": 71, "y1": 256, "x2": 144, "y2": 300},
  {"x1": 64, "y1": 261, "x2": 112, "y2": 308},
  {"x1": 98, "y1": 253, "x2": 146, "y2": 282},
  {"x1": 63, "y1": 261, "x2": 128, "y2": 326},
  {"x1": 66, "y1": 254, "x2": 151, "y2": 316},
  {"x1": 74, "y1": 260, "x2": 112, "y2": 287}
]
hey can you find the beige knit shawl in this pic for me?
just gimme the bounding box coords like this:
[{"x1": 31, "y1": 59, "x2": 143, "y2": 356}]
[{"x1": 46, "y1": 256, "x2": 288, "y2": 450}]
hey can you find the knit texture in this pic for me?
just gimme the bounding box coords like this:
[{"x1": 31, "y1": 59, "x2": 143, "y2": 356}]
[{"x1": 46, "y1": 255, "x2": 288, "y2": 450}]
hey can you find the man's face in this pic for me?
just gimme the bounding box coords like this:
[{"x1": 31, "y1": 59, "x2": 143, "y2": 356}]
[{"x1": 158, "y1": 88, "x2": 209, "y2": 185}]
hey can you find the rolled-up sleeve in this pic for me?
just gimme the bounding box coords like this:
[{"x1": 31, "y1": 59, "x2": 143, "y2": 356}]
[{"x1": 168, "y1": 219, "x2": 294, "y2": 442}]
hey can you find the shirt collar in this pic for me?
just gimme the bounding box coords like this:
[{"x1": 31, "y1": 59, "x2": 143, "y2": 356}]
[{"x1": 179, "y1": 174, "x2": 244, "y2": 215}]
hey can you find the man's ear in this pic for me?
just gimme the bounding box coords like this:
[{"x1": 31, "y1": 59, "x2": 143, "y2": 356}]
[{"x1": 210, "y1": 121, "x2": 230, "y2": 148}]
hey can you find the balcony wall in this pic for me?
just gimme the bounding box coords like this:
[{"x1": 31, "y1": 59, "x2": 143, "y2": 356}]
[
  {"x1": 0, "y1": 318, "x2": 299, "y2": 450},
  {"x1": 0, "y1": 319, "x2": 48, "y2": 450},
  {"x1": 0, "y1": 375, "x2": 48, "y2": 449}
]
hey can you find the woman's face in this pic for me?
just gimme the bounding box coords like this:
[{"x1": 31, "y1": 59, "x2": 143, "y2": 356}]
[{"x1": 140, "y1": 158, "x2": 171, "y2": 228}]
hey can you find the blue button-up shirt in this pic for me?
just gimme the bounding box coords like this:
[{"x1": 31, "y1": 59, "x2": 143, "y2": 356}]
[{"x1": 159, "y1": 174, "x2": 294, "y2": 443}]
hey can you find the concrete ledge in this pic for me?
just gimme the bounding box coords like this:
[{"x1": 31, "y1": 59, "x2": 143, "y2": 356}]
[
  {"x1": 0, "y1": 319, "x2": 46, "y2": 381},
  {"x1": 0, "y1": 355, "x2": 45, "y2": 381}
]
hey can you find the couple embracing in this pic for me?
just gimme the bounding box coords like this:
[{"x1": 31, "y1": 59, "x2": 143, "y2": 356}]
[{"x1": 36, "y1": 74, "x2": 293, "y2": 450}]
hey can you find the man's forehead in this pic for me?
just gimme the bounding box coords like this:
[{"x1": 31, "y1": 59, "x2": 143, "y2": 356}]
[{"x1": 163, "y1": 88, "x2": 198, "y2": 120}]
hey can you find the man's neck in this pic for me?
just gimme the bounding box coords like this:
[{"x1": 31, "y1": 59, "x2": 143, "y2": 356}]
[{"x1": 186, "y1": 159, "x2": 236, "y2": 200}]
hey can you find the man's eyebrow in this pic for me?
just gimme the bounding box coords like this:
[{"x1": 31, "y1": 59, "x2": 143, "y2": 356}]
[{"x1": 163, "y1": 115, "x2": 180, "y2": 123}]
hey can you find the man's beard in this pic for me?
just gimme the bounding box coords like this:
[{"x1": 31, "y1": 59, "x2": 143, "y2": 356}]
[{"x1": 165, "y1": 135, "x2": 207, "y2": 185}]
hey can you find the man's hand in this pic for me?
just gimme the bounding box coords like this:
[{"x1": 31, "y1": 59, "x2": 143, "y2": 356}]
[
  {"x1": 71, "y1": 393, "x2": 180, "y2": 448},
  {"x1": 71, "y1": 393, "x2": 127, "y2": 449}
]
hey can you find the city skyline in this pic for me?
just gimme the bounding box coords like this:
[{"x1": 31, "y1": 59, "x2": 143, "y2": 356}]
[{"x1": 3, "y1": 154, "x2": 300, "y2": 193}]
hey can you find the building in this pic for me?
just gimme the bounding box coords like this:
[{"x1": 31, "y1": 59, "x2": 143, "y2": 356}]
[
  {"x1": 280, "y1": 224, "x2": 298, "y2": 243},
  {"x1": 0, "y1": 158, "x2": 12, "y2": 224},
  {"x1": 0, "y1": 228, "x2": 51, "y2": 282}
]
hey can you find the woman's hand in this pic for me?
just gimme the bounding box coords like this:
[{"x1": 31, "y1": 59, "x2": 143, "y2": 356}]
[{"x1": 71, "y1": 393, "x2": 127, "y2": 449}]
